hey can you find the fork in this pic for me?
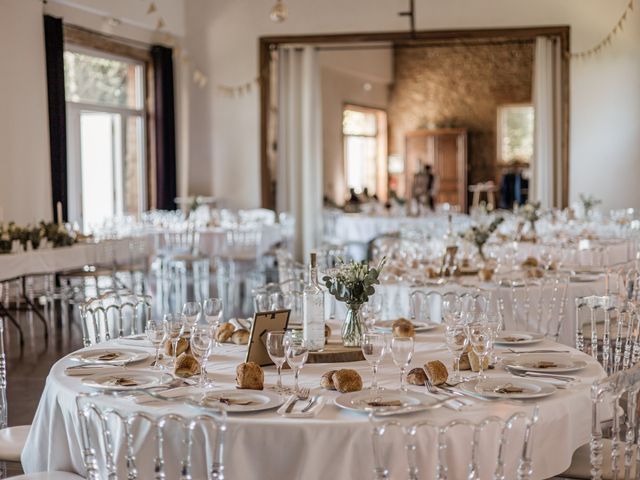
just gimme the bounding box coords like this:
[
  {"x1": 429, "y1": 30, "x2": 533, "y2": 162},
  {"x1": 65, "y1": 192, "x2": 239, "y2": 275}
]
[
  {"x1": 285, "y1": 387, "x2": 310, "y2": 413},
  {"x1": 423, "y1": 375, "x2": 466, "y2": 409}
]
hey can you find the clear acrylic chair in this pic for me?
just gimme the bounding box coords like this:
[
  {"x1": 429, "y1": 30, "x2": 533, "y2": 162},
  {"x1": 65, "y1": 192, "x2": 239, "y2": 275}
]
[
  {"x1": 497, "y1": 273, "x2": 569, "y2": 340},
  {"x1": 76, "y1": 392, "x2": 226, "y2": 479},
  {"x1": 410, "y1": 290, "x2": 490, "y2": 325},
  {"x1": 370, "y1": 408, "x2": 539, "y2": 480},
  {"x1": 562, "y1": 364, "x2": 640, "y2": 479},
  {"x1": 575, "y1": 295, "x2": 640, "y2": 374},
  {"x1": 79, "y1": 291, "x2": 152, "y2": 347}
]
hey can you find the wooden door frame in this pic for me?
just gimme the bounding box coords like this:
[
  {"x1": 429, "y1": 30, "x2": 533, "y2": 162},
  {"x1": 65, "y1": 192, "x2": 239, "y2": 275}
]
[{"x1": 259, "y1": 26, "x2": 571, "y2": 209}]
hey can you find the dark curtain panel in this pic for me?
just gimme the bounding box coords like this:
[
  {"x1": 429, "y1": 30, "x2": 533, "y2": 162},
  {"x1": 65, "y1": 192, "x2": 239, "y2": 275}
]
[
  {"x1": 43, "y1": 15, "x2": 68, "y2": 220},
  {"x1": 151, "y1": 45, "x2": 177, "y2": 210}
]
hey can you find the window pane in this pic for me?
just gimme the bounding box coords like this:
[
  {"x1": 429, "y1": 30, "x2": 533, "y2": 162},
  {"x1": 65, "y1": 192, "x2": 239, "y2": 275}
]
[
  {"x1": 64, "y1": 50, "x2": 142, "y2": 109},
  {"x1": 500, "y1": 105, "x2": 534, "y2": 163},
  {"x1": 123, "y1": 116, "x2": 144, "y2": 215},
  {"x1": 345, "y1": 136, "x2": 377, "y2": 194},
  {"x1": 343, "y1": 109, "x2": 377, "y2": 136}
]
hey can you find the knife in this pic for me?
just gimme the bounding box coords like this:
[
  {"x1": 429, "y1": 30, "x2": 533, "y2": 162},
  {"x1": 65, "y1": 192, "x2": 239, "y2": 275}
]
[
  {"x1": 285, "y1": 396, "x2": 298, "y2": 414},
  {"x1": 300, "y1": 396, "x2": 318, "y2": 413}
]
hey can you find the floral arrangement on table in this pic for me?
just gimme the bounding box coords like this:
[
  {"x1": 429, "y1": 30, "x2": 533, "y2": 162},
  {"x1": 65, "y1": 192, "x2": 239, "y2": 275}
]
[
  {"x1": 460, "y1": 216, "x2": 504, "y2": 261},
  {"x1": 188, "y1": 196, "x2": 204, "y2": 214},
  {"x1": 0, "y1": 221, "x2": 77, "y2": 254},
  {"x1": 323, "y1": 257, "x2": 387, "y2": 347},
  {"x1": 579, "y1": 194, "x2": 601, "y2": 218},
  {"x1": 517, "y1": 201, "x2": 542, "y2": 237}
]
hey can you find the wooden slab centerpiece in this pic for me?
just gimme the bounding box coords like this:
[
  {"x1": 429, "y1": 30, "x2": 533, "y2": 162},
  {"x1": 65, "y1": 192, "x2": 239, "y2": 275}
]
[{"x1": 307, "y1": 342, "x2": 365, "y2": 364}]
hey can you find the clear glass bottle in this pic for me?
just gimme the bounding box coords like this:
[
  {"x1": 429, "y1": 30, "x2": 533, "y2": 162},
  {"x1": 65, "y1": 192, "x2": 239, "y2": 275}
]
[{"x1": 303, "y1": 252, "x2": 325, "y2": 351}]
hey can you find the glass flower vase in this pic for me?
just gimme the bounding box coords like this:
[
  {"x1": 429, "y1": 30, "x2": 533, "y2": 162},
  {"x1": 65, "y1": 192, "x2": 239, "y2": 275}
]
[{"x1": 342, "y1": 304, "x2": 364, "y2": 347}]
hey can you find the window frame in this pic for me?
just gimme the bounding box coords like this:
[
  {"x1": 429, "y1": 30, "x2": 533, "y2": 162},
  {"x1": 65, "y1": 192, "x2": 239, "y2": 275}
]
[
  {"x1": 63, "y1": 24, "x2": 156, "y2": 227},
  {"x1": 341, "y1": 103, "x2": 388, "y2": 200},
  {"x1": 496, "y1": 102, "x2": 534, "y2": 165}
]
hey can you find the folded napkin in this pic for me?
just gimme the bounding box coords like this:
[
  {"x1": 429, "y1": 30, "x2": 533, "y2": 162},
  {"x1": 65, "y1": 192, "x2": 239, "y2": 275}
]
[
  {"x1": 65, "y1": 365, "x2": 128, "y2": 377},
  {"x1": 277, "y1": 395, "x2": 325, "y2": 418}
]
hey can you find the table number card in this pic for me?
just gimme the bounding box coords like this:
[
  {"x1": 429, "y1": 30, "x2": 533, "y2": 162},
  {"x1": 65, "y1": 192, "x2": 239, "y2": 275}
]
[{"x1": 245, "y1": 309, "x2": 291, "y2": 366}]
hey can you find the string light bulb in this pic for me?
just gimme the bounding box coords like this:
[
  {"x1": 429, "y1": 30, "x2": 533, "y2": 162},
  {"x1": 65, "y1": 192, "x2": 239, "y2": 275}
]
[{"x1": 270, "y1": 0, "x2": 288, "y2": 23}]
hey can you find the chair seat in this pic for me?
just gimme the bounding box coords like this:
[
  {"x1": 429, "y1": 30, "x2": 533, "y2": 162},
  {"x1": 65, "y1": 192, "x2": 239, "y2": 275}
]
[
  {"x1": 562, "y1": 440, "x2": 637, "y2": 479},
  {"x1": 8, "y1": 472, "x2": 84, "y2": 480},
  {"x1": 0, "y1": 425, "x2": 30, "y2": 462}
]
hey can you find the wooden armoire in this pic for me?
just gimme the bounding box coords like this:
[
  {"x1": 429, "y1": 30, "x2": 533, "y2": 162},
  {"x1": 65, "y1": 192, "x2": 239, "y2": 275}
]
[{"x1": 405, "y1": 128, "x2": 468, "y2": 211}]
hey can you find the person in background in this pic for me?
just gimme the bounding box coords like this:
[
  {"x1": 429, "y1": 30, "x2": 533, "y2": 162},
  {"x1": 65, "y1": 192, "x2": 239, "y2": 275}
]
[
  {"x1": 347, "y1": 188, "x2": 360, "y2": 205},
  {"x1": 412, "y1": 163, "x2": 437, "y2": 211}
]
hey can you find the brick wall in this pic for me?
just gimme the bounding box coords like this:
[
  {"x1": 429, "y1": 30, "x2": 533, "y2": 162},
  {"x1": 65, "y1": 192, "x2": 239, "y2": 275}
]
[{"x1": 388, "y1": 41, "x2": 534, "y2": 186}]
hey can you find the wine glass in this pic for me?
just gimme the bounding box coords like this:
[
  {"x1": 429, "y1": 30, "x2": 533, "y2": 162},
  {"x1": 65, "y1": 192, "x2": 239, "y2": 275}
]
[
  {"x1": 182, "y1": 301, "x2": 202, "y2": 328},
  {"x1": 254, "y1": 292, "x2": 271, "y2": 313},
  {"x1": 146, "y1": 318, "x2": 167, "y2": 370},
  {"x1": 465, "y1": 322, "x2": 492, "y2": 381},
  {"x1": 203, "y1": 298, "x2": 223, "y2": 343},
  {"x1": 266, "y1": 331, "x2": 287, "y2": 392},
  {"x1": 163, "y1": 313, "x2": 184, "y2": 367},
  {"x1": 444, "y1": 323, "x2": 468, "y2": 382},
  {"x1": 484, "y1": 312, "x2": 503, "y2": 363},
  {"x1": 391, "y1": 336, "x2": 414, "y2": 391},
  {"x1": 190, "y1": 325, "x2": 213, "y2": 387},
  {"x1": 361, "y1": 333, "x2": 385, "y2": 390},
  {"x1": 285, "y1": 336, "x2": 309, "y2": 395}
]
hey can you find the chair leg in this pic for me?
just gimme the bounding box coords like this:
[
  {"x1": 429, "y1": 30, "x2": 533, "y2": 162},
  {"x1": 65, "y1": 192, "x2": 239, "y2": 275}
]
[{"x1": 0, "y1": 303, "x2": 23, "y2": 347}]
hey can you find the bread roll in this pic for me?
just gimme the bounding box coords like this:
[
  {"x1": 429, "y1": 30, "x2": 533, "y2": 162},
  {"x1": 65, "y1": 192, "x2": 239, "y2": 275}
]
[
  {"x1": 424, "y1": 360, "x2": 448, "y2": 386},
  {"x1": 468, "y1": 350, "x2": 490, "y2": 372},
  {"x1": 174, "y1": 353, "x2": 200, "y2": 378},
  {"x1": 165, "y1": 337, "x2": 190, "y2": 356},
  {"x1": 406, "y1": 367, "x2": 427, "y2": 386},
  {"x1": 332, "y1": 369, "x2": 363, "y2": 393},
  {"x1": 236, "y1": 362, "x2": 264, "y2": 390},
  {"x1": 526, "y1": 267, "x2": 544, "y2": 279},
  {"x1": 215, "y1": 323, "x2": 235, "y2": 343},
  {"x1": 392, "y1": 318, "x2": 415, "y2": 338},
  {"x1": 521, "y1": 256, "x2": 538, "y2": 268},
  {"x1": 478, "y1": 267, "x2": 494, "y2": 282},
  {"x1": 320, "y1": 370, "x2": 338, "y2": 390},
  {"x1": 231, "y1": 329, "x2": 250, "y2": 345}
]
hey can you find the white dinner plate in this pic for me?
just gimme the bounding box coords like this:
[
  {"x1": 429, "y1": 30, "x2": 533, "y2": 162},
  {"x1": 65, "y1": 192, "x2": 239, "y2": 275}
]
[
  {"x1": 187, "y1": 389, "x2": 284, "y2": 413},
  {"x1": 502, "y1": 353, "x2": 588, "y2": 374},
  {"x1": 82, "y1": 370, "x2": 172, "y2": 391},
  {"x1": 374, "y1": 320, "x2": 438, "y2": 333},
  {"x1": 117, "y1": 335, "x2": 153, "y2": 347},
  {"x1": 334, "y1": 389, "x2": 436, "y2": 414},
  {"x1": 495, "y1": 331, "x2": 544, "y2": 346},
  {"x1": 461, "y1": 376, "x2": 556, "y2": 400},
  {"x1": 570, "y1": 273, "x2": 601, "y2": 283},
  {"x1": 69, "y1": 348, "x2": 150, "y2": 365}
]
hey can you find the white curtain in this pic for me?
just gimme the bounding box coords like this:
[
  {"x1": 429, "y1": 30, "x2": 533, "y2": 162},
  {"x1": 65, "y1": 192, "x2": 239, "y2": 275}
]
[
  {"x1": 532, "y1": 36, "x2": 562, "y2": 208},
  {"x1": 277, "y1": 46, "x2": 323, "y2": 261}
]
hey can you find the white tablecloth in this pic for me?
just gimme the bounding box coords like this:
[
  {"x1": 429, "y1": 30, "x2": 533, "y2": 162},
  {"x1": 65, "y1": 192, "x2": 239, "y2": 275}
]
[
  {"x1": 0, "y1": 239, "x2": 134, "y2": 282},
  {"x1": 23, "y1": 324, "x2": 604, "y2": 479}
]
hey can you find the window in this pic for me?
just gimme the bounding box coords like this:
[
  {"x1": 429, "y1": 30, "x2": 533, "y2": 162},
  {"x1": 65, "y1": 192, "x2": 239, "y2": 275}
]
[
  {"x1": 497, "y1": 104, "x2": 534, "y2": 164},
  {"x1": 64, "y1": 47, "x2": 147, "y2": 231},
  {"x1": 342, "y1": 105, "x2": 387, "y2": 198}
]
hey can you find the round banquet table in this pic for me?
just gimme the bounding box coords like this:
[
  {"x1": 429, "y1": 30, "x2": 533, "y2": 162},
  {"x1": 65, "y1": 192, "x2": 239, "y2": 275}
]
[{"x1": 22, "y1": 323, "x2": 605, "y2": 480}]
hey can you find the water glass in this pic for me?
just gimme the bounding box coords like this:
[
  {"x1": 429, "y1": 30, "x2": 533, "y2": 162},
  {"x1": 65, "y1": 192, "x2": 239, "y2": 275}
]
[
  {"x1": 182, "y1": 301, "x2": 202, "y2": 328},
  {"x1": 444, "y1": 324, "x2": 468, "y2": 382},
  {"x1": 190, "y1": 325, "x2": 214, "y2": 387},
  {"x1": 465, "y1": 322, "x2": 492, "y2": 380},
  {"x1": 203, "y1": 298, "x2": 223, "y2": 341},
  {"x1": 361, "y1": 333, "x2": 385, "y2": 390},
  {"x1": 391, "y1": 336, "x2": 414, "y2": 391},
  {"x1": 254, "y1": 292, "x2": 271, "y2": 313},
  {"x1": 163, "y1": 313, "x2": 184, "y2": 367},
  {"x1": 285, "y1": 336, "x2": 309, "y2": 395},
  {"x1": 146, "y1": 318, "x2": 167, "y2": 370},
  {"x1": 266, "y1": 330, "x2": 287, "y2": 392}
]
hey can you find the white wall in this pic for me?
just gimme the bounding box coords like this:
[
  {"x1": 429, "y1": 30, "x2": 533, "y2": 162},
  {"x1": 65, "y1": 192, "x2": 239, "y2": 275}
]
[
  {"x1": 0, "y1": 0, "x2": 52, "y2": 224},
  {"x1": 184, "y1": 0, "x2": 640, "y2": 211},
  {"x1": 319, "y1": 49, "x2": 392, "y2": 205}
]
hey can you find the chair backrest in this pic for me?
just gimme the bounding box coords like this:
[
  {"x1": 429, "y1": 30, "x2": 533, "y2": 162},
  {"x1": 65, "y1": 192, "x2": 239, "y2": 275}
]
[
  {"x1": 371, "y1": 408, "x2": 539, "y2": 480},
  {"x1": 76, "y1": 393, "x2": 226, "y2": 480},
  {"x1": 410, "y1": 290, "x2": 489, "y2": 325},
  {"x1": 80, "y1": 291, "x2": 152, "y2": 347},
  {"x1": 575, "y1": 295, "x2": 640, "y2": 374},
  {"x1": 0, "y1": 318, "x2": 7, "y2": 429},
  {"x1": 589, "y1": 364, "x2": 640, "y2": 480},
  {"x1": 497, "y1": 274, "x2": 569, "y2": 341}
]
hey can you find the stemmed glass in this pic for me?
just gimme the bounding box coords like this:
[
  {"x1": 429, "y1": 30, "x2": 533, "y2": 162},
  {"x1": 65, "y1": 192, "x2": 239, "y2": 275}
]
[
  {"x1": 361, "y1": 333, "x2": 385, "y2": 390},
  {"x1": 465, "y1": 322, "x2": 492, "y2": 381},
  {"x1": 146, "y1": 318, "x2": 168, "y2": 370},
  {"x1": 163, "y1": 313, "x2": 185, "y2": 368},
  {"x1": 444, "y1": 323, "x2": 468, "y2": 382},
  {"x1": 362, "y1": 295, "x2": 384, "y2": 331},
  {"x1": 190, "y1": 325, "x2": 214, "y2": 387},
  {"x1": 266, "y1": 331, "x2": 287, "y2": 392},
  {"x1": 182, "y1": 301, "x2": 202, "y2": 328},
  {"x1": 203, "y1": 298, "x2": 223, "y2": 343},
  {"x1": 254, "y1": 292, "x2": 271, "y2": 313},
  {"x1": 391, "y1": 336, "x2": 414, "y2": 391},
  {"x1": 484, "y1": 312, "x2": 503, "y2": 363},
  {"x1": 285, "y1": 335, "x2": 309, "y2": 395}
]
